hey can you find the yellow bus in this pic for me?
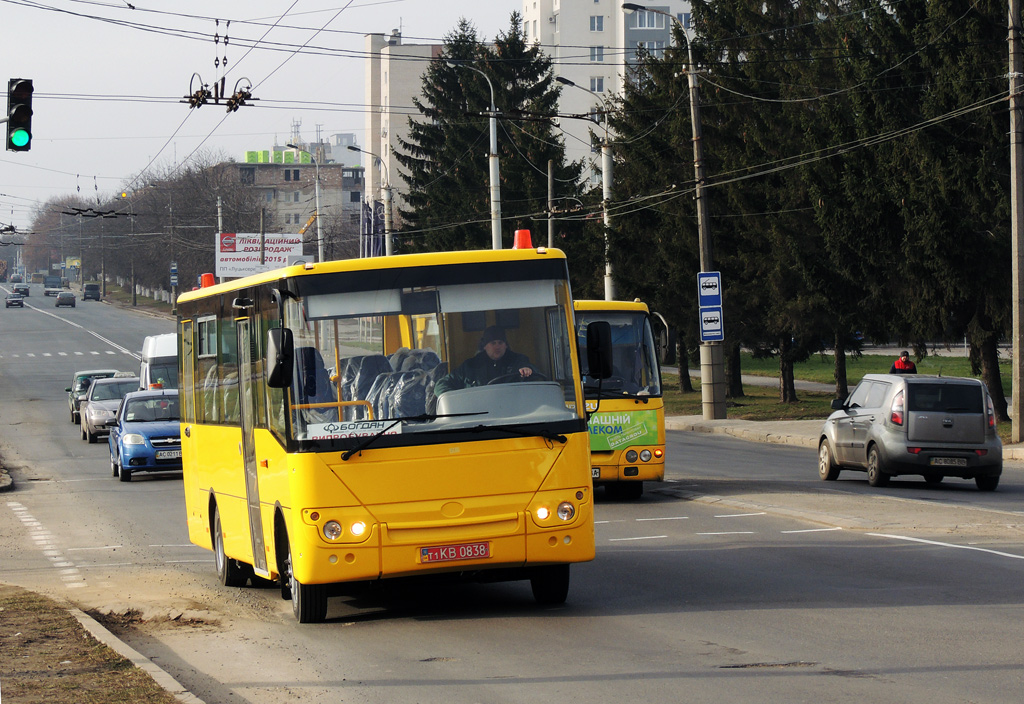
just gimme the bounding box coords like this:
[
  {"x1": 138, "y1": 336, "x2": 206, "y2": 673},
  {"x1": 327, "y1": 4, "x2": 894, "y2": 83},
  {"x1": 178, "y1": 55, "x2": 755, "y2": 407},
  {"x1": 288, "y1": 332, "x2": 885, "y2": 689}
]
[
  {"x1": 176, "y1": 248, "x2": 609, "y2": 622},
  {"x1": 574, "y1": 300, "x2": 665, "y2": 499}
]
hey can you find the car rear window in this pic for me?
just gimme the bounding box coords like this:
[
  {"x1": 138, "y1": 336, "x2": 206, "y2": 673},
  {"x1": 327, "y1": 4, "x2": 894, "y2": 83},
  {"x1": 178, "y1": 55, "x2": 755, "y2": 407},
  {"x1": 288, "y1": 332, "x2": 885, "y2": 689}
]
[{"x1": 907, "y1": 384, "x2": 983, "y2": 413}]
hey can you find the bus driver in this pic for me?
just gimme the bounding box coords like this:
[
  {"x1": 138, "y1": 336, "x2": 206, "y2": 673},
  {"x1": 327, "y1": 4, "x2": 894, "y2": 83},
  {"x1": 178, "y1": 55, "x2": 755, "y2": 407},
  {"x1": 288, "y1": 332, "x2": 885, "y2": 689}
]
[{"x1": 433, "y1": 325, "x2": 536, "y2": 396}]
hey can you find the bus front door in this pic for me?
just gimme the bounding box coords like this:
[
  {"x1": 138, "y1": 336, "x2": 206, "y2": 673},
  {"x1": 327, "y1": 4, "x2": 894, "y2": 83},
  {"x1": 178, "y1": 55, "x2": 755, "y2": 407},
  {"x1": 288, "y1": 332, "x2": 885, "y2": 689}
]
[{"x1": 236, "y1": 317, "x2": 269, "y2": 577}]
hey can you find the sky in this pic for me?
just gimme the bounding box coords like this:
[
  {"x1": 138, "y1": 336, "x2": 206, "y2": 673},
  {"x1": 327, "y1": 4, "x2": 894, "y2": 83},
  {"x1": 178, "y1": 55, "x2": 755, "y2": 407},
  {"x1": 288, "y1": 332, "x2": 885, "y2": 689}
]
[{"x1": 0, "y1": 0, "x2": 519, "y2": 230}]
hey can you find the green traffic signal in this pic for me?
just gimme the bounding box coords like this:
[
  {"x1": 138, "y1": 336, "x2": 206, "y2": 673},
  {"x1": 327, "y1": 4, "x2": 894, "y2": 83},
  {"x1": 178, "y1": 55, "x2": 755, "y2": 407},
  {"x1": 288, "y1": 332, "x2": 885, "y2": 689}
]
[
  {"x1": 9, "y1": 127, "x2": 29, "y2": 148},
  {"x1": 6, "y1": 78, "x2": 33, "y2": 152}
]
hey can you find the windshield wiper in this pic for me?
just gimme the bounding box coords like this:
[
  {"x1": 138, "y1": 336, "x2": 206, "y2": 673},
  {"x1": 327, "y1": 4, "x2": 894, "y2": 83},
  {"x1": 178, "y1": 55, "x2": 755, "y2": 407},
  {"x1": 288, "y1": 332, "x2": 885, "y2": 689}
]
[
  {"x1": 466, "y1": 423, "x2": 567, "y2": 444},
  {"x1": 340, "y1": 411, "x2": 487, "y2": 461}
]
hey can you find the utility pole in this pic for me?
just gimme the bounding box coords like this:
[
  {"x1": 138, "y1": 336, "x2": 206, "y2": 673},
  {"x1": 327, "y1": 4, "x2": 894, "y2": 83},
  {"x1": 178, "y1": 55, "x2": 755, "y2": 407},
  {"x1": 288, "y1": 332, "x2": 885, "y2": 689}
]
[
  {"x1": 448, "y1": 60, "x2": 502, "y2": 249},
  {"x1": 548, "y1": 159, "x2": 555, "y2": 248},
  {"x1": 1010, "y1": 0, "x2": 1024, "y2": 441},
  {"x1": 622, "y1": 2, "x2": 726, "y2": 419}
]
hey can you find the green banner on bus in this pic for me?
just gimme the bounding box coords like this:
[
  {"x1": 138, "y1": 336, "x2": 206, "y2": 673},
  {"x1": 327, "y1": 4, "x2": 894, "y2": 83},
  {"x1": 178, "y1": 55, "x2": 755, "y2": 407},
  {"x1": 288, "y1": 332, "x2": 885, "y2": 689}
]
[{"x1": 588, "y1": 410, "x2": 660, "y2": 451}]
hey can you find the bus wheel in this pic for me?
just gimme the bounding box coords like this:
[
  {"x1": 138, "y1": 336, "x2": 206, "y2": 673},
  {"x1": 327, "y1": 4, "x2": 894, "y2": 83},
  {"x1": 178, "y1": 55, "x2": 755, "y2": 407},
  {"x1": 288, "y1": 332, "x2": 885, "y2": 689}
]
[
  {"x1": 214, "y1": 507, "x2": 248, "y2": 588},
  {"x1": 283, "y1": 534, "x2": 328, "y2": 623},
  {"x1": 530, "y1": 564, "x2": 570, "y2": 605}
]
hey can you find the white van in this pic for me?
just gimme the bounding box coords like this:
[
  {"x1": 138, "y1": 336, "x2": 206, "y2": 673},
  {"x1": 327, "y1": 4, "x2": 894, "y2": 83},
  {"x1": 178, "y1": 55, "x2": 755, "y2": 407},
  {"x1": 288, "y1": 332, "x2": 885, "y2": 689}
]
[{"x1": 139, "y1": 333, "x2": 178, "y2": 390}]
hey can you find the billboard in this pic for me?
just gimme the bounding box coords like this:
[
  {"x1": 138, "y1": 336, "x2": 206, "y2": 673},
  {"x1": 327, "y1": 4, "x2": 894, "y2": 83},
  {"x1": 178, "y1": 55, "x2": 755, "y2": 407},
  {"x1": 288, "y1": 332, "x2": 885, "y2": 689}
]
[{"x1": 215, "y1": 232, "x2": 304, "y2": 278}]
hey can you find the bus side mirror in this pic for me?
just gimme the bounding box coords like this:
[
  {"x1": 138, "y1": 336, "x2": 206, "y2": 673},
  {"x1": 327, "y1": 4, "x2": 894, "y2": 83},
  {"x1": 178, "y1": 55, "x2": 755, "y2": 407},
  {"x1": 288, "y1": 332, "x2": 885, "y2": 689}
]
[
  {"x1": 586, "y1": 321, "x2": 613, "y2": 380},
  {"x1": 266, "y1": 327, "x2": 294, "y2": 388}
]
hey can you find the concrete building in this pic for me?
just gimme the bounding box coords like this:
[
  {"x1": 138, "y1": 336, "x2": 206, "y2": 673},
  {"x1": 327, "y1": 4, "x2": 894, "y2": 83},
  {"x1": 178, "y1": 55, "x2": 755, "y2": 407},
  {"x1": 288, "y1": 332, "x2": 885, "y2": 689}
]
[
  {"x1": 363, "y1": 30, "x2": 442, "y2": 215},
  {"x1": 230, "y1": 153, "x2": 365, "y2": 258},
  {"x1": 521, "y1": 0, "x2": 692, "y2": 182}
]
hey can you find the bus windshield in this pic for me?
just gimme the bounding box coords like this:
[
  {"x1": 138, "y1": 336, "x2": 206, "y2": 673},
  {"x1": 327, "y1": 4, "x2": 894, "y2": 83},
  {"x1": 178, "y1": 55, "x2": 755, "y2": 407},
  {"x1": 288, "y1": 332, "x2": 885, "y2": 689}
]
[
  {"x1": 576, "y1": 310, "x2": 661, "y2": 398},
  {"x1": 282, "y1": 273, "x2": 581, "y2": 445}
]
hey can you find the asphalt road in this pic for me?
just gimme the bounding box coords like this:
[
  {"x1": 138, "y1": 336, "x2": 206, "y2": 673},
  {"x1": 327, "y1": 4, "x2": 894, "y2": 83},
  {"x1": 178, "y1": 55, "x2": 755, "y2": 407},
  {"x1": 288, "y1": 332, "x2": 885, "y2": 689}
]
[{"x1": 2, "y1": 292, "x2": 1024, "y2": 704}]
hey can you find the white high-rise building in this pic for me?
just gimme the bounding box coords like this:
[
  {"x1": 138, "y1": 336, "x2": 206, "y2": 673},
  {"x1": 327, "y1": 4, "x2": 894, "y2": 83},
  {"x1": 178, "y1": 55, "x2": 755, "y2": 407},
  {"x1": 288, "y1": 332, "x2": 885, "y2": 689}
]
[
  {"x1": 521, "y1": 0, "x2": 692, "y2": 181},
  {"x1": 363, "y1": 30, "x2": 441, "y2": 215}
]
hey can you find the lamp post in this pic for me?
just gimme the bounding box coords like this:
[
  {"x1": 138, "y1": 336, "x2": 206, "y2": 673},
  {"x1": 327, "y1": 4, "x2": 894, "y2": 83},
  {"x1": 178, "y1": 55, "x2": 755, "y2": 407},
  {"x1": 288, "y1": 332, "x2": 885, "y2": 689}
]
[
  {"x1": 622, "y1": 2, "x2": 725, "y2": 420},
  {"x1": 556, "y1": 76, "x2": 616, "y2": 301},
  {"x1": 447, "y1": 59, "x2": 502, "y2": 250},
  {"x1": 120, "y1": 192, "x2": 136, "y2": 306},
  {"x1": 347, "y1": 145, "x2": 393, "y2": 256},
  {"x1": 286, "y1": 143, "x2": 324, "y2": 263}
]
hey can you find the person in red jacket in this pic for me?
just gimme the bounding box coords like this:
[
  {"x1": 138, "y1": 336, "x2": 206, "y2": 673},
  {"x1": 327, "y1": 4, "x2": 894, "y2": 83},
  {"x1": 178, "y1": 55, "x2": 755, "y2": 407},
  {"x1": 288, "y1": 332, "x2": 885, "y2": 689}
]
[{"x1": 890, "y1": 350, "x2": 917, "y2": 374}]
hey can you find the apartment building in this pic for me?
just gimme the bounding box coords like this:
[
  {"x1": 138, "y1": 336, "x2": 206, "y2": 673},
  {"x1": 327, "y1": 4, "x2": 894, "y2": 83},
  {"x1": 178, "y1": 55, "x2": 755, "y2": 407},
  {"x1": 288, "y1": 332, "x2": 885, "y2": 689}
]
[
  {"x1": 363, "y1": 30, "x2": 442, "y2": 214},
  {"x1": 231, "y1": 151, "x2": 365, "y2": 258},
  {"x1": 521, "y1": 0, "x2": 692, "y2": 181}
]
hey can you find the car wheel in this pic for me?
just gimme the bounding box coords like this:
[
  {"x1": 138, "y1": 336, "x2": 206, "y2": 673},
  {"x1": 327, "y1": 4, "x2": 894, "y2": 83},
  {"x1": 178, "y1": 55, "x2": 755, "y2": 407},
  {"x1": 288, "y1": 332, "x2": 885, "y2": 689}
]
[
  {"x1": 214, "y1": 506, "x2": 249, "y2": 588},
  {"x1": 866, "y1": 446, "x2": 889, "y2": 487},
  {"x1": 818, "y1": 440, "x2": 841, "y2": 481},
  {"x1": 976, "y1": 475, "x2": 1000, "y2": 492},
  {"x1": 110, "y1": 454, "x2": 119, "y2": 477},
  {"x1": 70, "y1": 408, "x2": 76, "y2": 424},
  {"x1": 530, "y1": 564, "x2": 571, "y2": 605},
  {"x1": 72, "y1": 411, "x2": 79, "y2": 425},
  {"x1": 924, "y1": 475, "x2": 943, "y2": 485},
  {"x1": 280, "y1": 528, "x2": 328, "y2": 623},
  {"x1": 119, "y1": 465, "x2": 132, "y2": 483},
  {"x1": 86, "y1": 426, "x2": 96, "y2": 444},
  {"x1": 81, "y1": 424, "x2": 87, "y2": 441}
]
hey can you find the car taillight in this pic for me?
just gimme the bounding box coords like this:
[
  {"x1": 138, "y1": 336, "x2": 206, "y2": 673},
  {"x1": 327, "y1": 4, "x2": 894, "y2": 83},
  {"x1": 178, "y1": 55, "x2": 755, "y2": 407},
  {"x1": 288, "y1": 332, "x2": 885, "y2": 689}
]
[
  {"x1": 987, "y1": 396, "x2": 996, "y2": 429},
  {"x1": 890, "y1": 390, "x2": 905, "y2": 426}
]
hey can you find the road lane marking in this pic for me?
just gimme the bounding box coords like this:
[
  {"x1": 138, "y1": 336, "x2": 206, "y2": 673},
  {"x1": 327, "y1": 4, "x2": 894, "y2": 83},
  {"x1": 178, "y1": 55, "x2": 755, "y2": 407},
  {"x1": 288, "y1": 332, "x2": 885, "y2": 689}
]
[
  {"x1": 781, "y1": 527, "x2": 843, "y2": 534},
  {"x1": 7, "y1": 502, "x2": 86, "y2": 589},
  {"x1": 697, "y1": 531, "x2": 756, "y2": 536},
  {"x1": 636, "y1": 516, "x2": 689, "y2": 522},
  {"x1": 714, "y1": 512, "x2": 767, "y2": 518},
  {"x1": 868, "y1": 533, "x2": 1024, "y2": 560},
  {"x1": 67, "y1": 545, "x2": 122, "y2": 551},
  {"x1": 608, "y1": 535, "x2": 668, "y2": 542}
]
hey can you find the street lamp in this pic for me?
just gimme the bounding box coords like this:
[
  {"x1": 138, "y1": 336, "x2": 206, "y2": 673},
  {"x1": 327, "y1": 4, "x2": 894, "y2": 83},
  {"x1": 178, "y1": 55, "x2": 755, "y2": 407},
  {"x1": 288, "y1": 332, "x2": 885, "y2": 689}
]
[
  {"x1": 622, "y1": 2, "x2": 725, "y2": 420},
  {"x1": 347, "y1": 145, "x2": 393, "y2": 256},
  {"x1": 120, "y1": 191, "x2": 136, "y2": 306},
  {"x1": 556, "y1": 76, "x2": 616, "y2": 301},
  {"x1": 446, "y1": 59, "x2": 502, "y2": 250},
  {"x1": 286, "y1": 143, "x2": 324, "y2": 263}
]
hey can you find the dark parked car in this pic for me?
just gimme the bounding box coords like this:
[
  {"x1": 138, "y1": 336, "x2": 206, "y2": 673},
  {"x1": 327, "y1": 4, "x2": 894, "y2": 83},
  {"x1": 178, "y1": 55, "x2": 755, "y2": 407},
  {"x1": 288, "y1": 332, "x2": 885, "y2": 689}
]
[
  {"x1": 66, "y1": 369, "x2": 118, "y2": 424},
  {"x1": 108, "y1": 389, "x2": 181, "y2": 482},
  {"x1": 5, "y1": 292, "x2": 24, "y2": 308},
  {"x1": 818, "y1": 373, "x2": 1002, "y2": 490},
  {"x1": 82, "y1": 283, "x2": 100, "y2": 301},
  {"x1": 55, "y1": 291, "x2": 76, "y2": 308},
  {"x1": 12, "y1": 283, "x2": 29, "y2": 297},
  {"x1": 80, "y1": 375, "x2": 140, "y2": 443}
]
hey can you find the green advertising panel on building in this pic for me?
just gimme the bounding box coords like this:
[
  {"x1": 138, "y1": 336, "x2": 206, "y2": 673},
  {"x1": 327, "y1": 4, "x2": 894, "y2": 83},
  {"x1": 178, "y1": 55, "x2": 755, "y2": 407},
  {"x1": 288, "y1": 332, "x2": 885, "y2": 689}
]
[{"x1": 588, "y1": 410, "x2": 660, "y2": 451}]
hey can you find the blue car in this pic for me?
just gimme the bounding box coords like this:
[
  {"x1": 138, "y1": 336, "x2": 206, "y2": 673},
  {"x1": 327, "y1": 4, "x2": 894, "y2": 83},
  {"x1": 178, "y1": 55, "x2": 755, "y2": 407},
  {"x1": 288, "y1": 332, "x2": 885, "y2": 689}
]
[{"x1": 108, "y1": 389, "x2": 182, "y2": 482}]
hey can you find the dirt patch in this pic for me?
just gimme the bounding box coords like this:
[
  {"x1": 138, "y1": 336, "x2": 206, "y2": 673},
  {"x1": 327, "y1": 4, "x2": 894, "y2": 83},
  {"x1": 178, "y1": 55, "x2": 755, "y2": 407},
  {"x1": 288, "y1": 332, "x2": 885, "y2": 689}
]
[{"x1": 0, "y1": 584, "x2": 180, "y2": 704}]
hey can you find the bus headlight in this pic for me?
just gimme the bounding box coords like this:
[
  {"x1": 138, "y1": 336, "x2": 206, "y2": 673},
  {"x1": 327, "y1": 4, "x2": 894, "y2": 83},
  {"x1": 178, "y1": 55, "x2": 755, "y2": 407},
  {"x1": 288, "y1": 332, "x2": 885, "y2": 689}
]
[
  {"x1": 322, "y1": 521, "x2": 343, "y2": 540},
  {"x1": 625, "y1": 450, "x2": 638, "y2": 463},
  {"x1": 350, "y1": 521, "x2": 367, "y2": 537},
  {"x1": 557, "y1": 502, "x2": 575, "y2": 521},
  {"x1": 640, "y1": 449, "x2": 652, "y2": 462}
]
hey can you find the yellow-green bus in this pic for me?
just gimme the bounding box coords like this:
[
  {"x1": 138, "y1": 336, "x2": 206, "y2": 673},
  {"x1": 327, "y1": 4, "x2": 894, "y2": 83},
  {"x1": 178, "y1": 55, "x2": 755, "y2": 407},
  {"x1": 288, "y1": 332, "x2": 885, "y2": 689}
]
[
  {"x1": 574, "y1": 300, "x2": 665, "y2": 499},
  {"x1": 176, "y1": 248, "x2": 607, "y2": 622}
]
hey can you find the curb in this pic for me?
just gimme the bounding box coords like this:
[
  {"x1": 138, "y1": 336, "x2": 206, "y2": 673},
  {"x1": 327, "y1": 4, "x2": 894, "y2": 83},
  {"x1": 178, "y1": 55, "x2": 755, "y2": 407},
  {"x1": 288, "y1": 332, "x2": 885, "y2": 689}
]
[
  {"x1": 69, "y1": 607, "x2": 207, "y2": 704},
  {"x1": 665, "y1": 416, "x2": 821, "y2": 449}
]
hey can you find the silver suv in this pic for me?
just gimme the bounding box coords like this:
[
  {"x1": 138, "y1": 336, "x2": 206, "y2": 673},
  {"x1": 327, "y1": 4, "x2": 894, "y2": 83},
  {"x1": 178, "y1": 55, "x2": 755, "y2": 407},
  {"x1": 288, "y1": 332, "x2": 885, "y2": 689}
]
[{"x1": 818, "y1": 374, "x2": 1002, "y2": 490}]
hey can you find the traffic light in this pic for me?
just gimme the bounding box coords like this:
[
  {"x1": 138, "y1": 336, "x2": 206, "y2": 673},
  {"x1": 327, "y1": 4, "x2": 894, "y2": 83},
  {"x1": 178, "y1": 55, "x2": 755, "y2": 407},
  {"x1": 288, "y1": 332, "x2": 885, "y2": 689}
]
[{"x1": 6, "y1": 78, "x2": 33, "y2": 152}]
